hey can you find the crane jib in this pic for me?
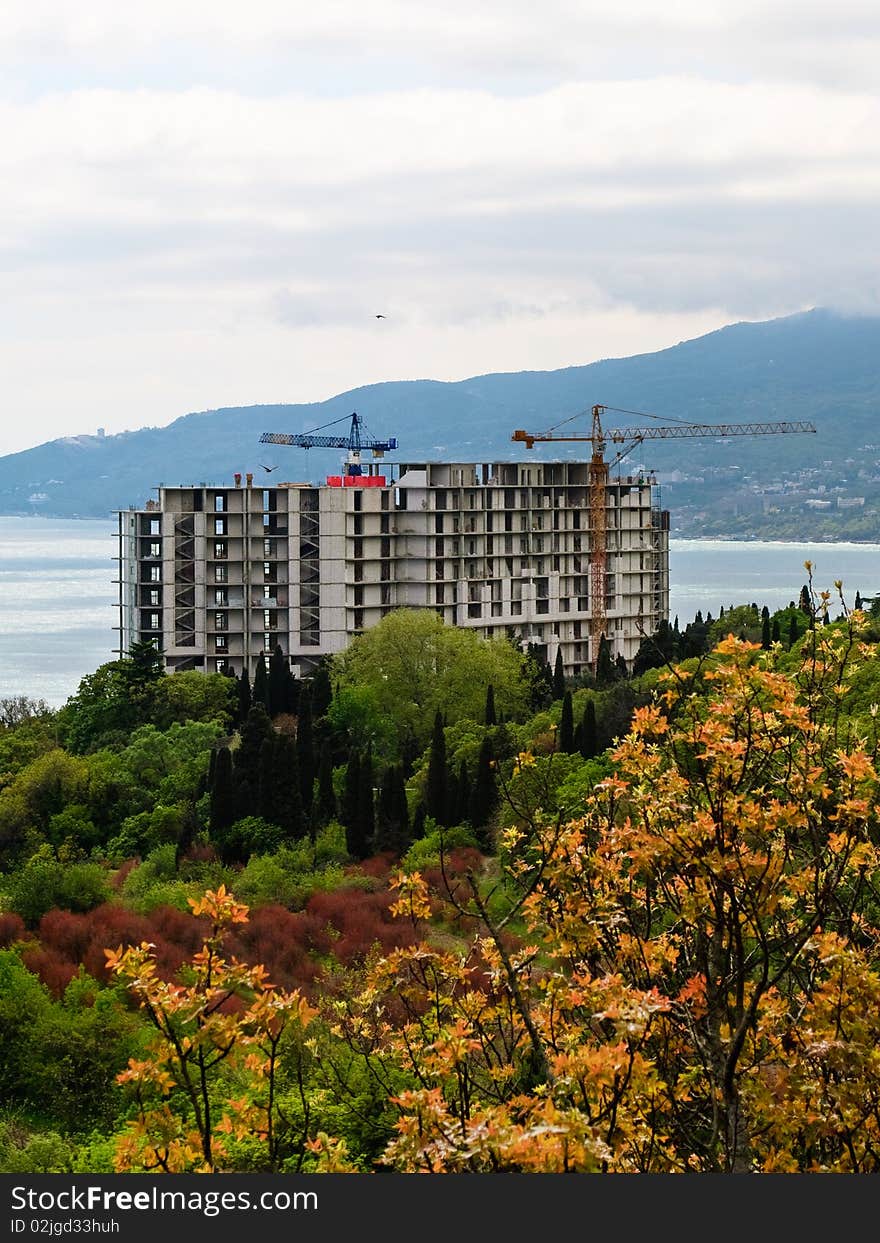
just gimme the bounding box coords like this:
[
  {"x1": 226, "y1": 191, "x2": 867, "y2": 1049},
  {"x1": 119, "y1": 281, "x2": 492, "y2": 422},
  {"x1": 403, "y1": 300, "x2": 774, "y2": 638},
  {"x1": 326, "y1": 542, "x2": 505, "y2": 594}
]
[{"x1": 608, "y1": 421, "x2": 817, "y2": 442}]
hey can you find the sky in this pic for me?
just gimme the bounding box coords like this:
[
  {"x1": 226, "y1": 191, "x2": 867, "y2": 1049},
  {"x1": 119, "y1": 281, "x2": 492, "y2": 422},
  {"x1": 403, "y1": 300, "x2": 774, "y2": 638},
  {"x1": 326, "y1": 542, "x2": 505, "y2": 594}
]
[{"x1": 1, "y1": 1, "x2": 879, "y2": 456}]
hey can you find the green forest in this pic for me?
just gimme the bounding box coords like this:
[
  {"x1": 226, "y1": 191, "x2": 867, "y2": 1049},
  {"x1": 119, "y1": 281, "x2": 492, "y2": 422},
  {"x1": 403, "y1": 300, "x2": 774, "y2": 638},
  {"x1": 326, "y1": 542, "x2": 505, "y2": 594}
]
[{"x1": 3, "y1": 581, "x2": 880, "y2": 1174}]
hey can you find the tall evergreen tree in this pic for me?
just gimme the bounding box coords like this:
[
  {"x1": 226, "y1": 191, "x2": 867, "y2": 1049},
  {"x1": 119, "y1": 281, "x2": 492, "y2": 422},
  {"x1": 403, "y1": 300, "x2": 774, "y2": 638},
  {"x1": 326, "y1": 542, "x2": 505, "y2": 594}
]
[
  {"x1": 484, "y1": 683, "x2": 497, "y2": 727},
  {"x1": 426, "y1": 710, "x2": 450, "y2": 827},
  {"x1": 580, "y1": 700, "x2": 598, "y2": 759},
  {"x1": 855, "y1": 590, "x2": 864, "y2": 611},
  {"x1": 252, "y1": 654, "x2": 270, "y2": 712},
  {"x1": 632, "y1": 619, "x2": 678, "y2": 675},
  {"x1": 236, "y1": 666, "x2": 252, "y2": 728},
  {"x1": 272, "y1": 734, "x2": 304, "y2": 842},
  {"x1": 559, "y1": 690, "x2": 575, "y2": 753},
  {"x1": 316, "y1": 747, "x2": 336, "y2": 827},
  {"x1": 526, "y1": 643, "x2": 554, "y2": 711},
  {"x1": 310, "y1": 661, "x2": 333, "y2": 718},
  {"x1": 798, "y1": 584, "x2": 812, "y2": 615},
  {"x1": 234, "y1": 704, "x2": 273, "y2": 787},
  {"x1": 788, "y1": 612, "x2": 799, "y2": 648},
  {"x1": 471, "y1": 737, "x2": 497, "y2": 845},
  {"x1": 257, "y1": 736, "x2": 276, "y2": 823},
  {"x1": 342, "y1": 749, "x2": 361, "y2": 856},
  {"x1": 615, "y1": 652, "x2": 628, "y2": 679},
  {"x1": 297, "y1": 688, "x2": 315, "y2": 811},
  {"x1": 268, "y1": 644, "x2": 289, "y2": 718},
  {"x1": 411, "y1": 802, "x2": 427, "y2": 840},
  {"x1": 375, "y1": 764, "x2": 410, "y2": 854},
  {"x1": 354, "y1": 744, "x2": 375, "y2": 860},
  {"x1": 595, "y1": 635, "x2": 616, "y2": 686},
  {"x1": 761, "y1": 606, "x2": 771, "y2": 650},
  {"x1": 552, "y1": 648, "x2": 565, "y2": 700},
  {"x1": 451, "y1": 758, "x2": 471, "y2": 825},
  {"x1": 771, "y1": 617, "x2": 781, "y2": 644},
  {"x1": 209, "y1": 746, "x2": 236, "y2": 835}
]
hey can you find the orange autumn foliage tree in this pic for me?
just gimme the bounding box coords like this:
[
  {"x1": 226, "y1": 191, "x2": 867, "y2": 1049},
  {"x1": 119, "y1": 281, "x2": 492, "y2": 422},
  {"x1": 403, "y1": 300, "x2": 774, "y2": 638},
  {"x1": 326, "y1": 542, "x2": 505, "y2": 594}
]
[
  {"x1": 334, "y1": 613, "x2": 880, "y2": 1172},
  {"x1": 106, "y1": 885, "x2": 316, "y2": 1173}
]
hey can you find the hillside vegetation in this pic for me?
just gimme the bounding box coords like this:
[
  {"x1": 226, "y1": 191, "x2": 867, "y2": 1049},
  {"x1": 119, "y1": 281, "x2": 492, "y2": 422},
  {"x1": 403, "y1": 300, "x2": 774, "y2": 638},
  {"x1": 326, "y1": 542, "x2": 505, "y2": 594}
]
[
  {"x1": 3, "y1": 308, "x2": 880, "y2": 539},
  {"x1": 4, "y1": 586, "x2": 880, "y2": 1171}
]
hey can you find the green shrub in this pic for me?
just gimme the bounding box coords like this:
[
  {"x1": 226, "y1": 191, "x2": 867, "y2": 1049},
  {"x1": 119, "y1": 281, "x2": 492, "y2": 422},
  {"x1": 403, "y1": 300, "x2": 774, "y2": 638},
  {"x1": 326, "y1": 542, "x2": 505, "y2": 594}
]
[
  {"x1": 401, "y1": 824, "x2": 479, "y2": 873},
  {"x1": 5, "y1": 849, "x2": 111, "y2": 927}
]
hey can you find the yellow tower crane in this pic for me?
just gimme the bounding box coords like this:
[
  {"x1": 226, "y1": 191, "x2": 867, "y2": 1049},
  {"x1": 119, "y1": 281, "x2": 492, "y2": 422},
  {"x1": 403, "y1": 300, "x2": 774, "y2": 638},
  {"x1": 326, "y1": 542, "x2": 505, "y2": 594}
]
[{"x1": 512, "y1": 404, "x2": 817, "y2": 668}]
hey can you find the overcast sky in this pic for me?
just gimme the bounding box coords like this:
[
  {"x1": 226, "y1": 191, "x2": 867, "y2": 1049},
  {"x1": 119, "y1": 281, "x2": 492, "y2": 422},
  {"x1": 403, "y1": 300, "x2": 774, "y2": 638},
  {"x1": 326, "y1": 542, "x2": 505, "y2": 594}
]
[{"x1": 1, "y1": 1, "x2": 878, "y2": 455}]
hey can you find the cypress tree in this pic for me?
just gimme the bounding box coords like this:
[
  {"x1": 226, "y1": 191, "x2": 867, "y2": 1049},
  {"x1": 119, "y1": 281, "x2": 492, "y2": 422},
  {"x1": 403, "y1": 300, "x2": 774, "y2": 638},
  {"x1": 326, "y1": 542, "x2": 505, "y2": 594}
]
[
  {"x1": 310, "y1": 661, "x2": 333, "y2": 718},
  {"x1": 252, "y1": 654, "x2": 270, "y2": 712},
  {"x1": 236, "y1": 667, "x2": 252, "y2": 728},
  {"x1": 798, "y1": 584, "x2": 811, "y2": 615},
  {"x1": 316, "y1": 747, "x2": 336, "y2": 826},
  {"x1": 771, "y1": 617, "x2": 781, "y2": 644},
  {"x1": 553, "y1": 648, "x2": 565, "y2": 700},
  {"x1": 855, "y1": 590, "x2": 864, "y2": 611},
  {"x1": 451, "y1": 758, "x2": 470, "y2": 825},
  {"x1": 484, "y1": 683, "x2": 497, "y2": 727},
  {"x1": 426, "y1": 710, "x2": 450, "y2": 827},
  {"x1": 411, "y1": 802, "x2": 427, "y2": 840},
  {"x1": 761, "y1": 608, "x2": 771, "y2": 650},
  {"x1": 268, "y1": 644, "x2": 289, "y2": 717},
  {"x1": 353, "y1": 744, "x2": 375, "y2": 860},
  {"x1": 394, "y1": 765, "x2": 410, "y2": 843},
  {"x1": 471, "y1": 737, "x2": 497, "y2": 843},
  {"x1": 284, "y1": 668, "x2": 301, "y2": 717},
  {"x1": 272, "y1": 734, "x2": 304, "y2": 842},
  {"x1": 257, "y1": 736, "x2": 276, "y2": 823},
  {"x1": 595, "y1": 635, "x2": 616, "y2": 686},
  {"x1": 297, "y1": 688, "x2": 315, "y2": 811},
  {"x1": 375, "y1": 764, "x2": 410, "y2": 854},
  {"x1": 788, "y1": 611, "x2": 798, "y2": 648},
  {"x1": 342, "y1": 749, "x2": 360, "y2": 852},
  {"x1": 209, "y1": 746, "x2": 236, "y2": 835},
  {"x1": 559, "y1": 690, "x2": 575, "y2": 753},
  {"x1": 232, "y1": 701, "x2": 273, "y2": 805},
  {"x1": 615, "y1": 652, "x2": 628, "y2": 679},
  {"x1": 580, "y1": 700, "x2": 598, "y2": 759}
]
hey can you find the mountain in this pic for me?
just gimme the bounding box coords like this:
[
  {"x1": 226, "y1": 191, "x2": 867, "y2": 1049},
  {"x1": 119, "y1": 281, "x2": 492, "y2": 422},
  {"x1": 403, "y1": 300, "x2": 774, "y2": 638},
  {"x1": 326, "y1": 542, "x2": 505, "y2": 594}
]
[{"x1": 2, "y1": 307, "x2": 879, "y2": 538}]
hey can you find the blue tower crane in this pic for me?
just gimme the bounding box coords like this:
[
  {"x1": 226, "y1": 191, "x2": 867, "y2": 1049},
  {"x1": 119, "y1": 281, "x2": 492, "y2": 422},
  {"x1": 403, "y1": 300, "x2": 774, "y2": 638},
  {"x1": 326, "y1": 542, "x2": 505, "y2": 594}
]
[{"x1": 260, "y1": 411, "x2": 397, "y2": 478}]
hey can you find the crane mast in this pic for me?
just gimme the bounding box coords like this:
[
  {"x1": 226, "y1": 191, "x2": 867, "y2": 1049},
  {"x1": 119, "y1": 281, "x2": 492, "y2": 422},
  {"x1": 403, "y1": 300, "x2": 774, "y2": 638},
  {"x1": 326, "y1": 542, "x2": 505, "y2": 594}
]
[{"x1": 512, "y1": 404, "x2": 817, "y2": 670}]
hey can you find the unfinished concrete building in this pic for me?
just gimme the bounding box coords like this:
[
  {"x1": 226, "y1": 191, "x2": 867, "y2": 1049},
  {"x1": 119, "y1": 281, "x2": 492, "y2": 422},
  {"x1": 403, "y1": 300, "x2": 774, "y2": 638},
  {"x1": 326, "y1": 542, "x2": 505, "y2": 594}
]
[{"x1": 117, "y1": 460, "x2": 669, "y2": 679}]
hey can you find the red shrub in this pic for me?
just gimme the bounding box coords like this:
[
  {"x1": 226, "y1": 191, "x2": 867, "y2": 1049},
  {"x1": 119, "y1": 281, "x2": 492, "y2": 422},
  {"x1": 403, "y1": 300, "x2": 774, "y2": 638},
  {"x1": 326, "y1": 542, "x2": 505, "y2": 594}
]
[
  {"x1": 306, "y1": 888, "x2": 418, "y2": 966},
  {"x1": 349, "y1": 853, "x2": 396, "y2": 879},
  {"x1": 21, "y1": 946, "x2": 77, "y2": 996},
  {"x1": 38, "y1": 909, "x2": 92, "y2": 962},
  {"x1": 228, "y1": 905, "x2": 326, "y2": 991},
  {"x1": 147, "y1": 906, "x2": 205, "y2": 957},
  {"x1": 0, "y1": 912, "x2": 27, "y2": 948}
]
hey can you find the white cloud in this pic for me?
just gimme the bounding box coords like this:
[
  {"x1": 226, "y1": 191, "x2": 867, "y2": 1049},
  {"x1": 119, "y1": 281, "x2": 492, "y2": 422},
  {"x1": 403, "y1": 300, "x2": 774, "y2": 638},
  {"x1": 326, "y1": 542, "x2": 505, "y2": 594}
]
[{"x1": 0, "y1": 4, "x2": 877, "y2": 453}]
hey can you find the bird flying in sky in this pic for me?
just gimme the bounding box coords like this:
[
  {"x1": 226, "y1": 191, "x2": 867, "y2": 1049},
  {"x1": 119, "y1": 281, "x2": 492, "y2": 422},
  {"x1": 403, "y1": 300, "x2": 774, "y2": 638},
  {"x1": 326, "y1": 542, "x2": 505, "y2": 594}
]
[
  {"x1": 260, "y1": 464, "x2": 277, "y2": 472},
  {"x1": 375, "y1": 313, "x2": 386, "y2": 318}
]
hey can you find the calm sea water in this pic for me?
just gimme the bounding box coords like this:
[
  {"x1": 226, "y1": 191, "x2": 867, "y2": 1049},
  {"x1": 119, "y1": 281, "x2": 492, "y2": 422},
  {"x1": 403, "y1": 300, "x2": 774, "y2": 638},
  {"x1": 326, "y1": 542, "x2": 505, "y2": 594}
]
[{"x1": 0, "y1": 518, "x2": 878, "y2": 707}]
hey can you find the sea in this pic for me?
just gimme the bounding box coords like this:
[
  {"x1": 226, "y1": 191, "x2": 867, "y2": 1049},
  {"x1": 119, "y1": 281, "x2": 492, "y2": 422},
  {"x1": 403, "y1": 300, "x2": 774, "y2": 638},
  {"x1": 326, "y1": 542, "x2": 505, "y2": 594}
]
[{"x1": 0, "y1": 516, "x2": 878, "y2": 708}]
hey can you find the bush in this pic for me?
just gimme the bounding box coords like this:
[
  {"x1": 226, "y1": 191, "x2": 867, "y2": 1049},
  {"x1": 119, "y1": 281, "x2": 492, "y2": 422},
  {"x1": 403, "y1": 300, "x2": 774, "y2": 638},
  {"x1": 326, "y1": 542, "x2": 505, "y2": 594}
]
[
  {"x1": 0, "y1": 913, "x2": 26, "y2": 948},
  {"x1": 401, "y1": 825, "x2": 479, "y2": 873},
  {"x1": 6, "y1": 850, "x2": 111, "y2": 927},
  {"x1": 0, "y1": 1123, "x2": 74, "y2": 1173}
]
